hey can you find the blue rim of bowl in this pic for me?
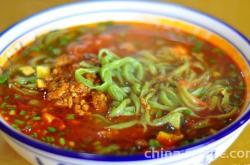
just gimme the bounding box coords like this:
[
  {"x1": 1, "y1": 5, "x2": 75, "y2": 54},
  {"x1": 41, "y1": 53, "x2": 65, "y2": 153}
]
[{"x1": 0, "y1": 0, "x2": 250, "y2": 162}]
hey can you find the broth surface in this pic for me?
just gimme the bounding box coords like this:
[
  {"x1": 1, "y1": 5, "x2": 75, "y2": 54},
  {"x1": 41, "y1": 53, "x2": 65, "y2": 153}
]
[{"x1": 0, "y1": 22, "x2": 246, "y2": 154}]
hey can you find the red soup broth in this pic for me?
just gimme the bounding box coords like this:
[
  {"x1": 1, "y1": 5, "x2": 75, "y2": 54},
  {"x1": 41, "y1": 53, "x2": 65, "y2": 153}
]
[{"x1": 0, "y1": 22, "x2": 246, "y2": 155}]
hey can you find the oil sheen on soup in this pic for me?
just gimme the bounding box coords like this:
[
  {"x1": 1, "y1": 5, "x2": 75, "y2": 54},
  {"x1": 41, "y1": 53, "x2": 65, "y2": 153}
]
[{"x1": 0, "y1": 22, "x2": 246, "y2": 155}]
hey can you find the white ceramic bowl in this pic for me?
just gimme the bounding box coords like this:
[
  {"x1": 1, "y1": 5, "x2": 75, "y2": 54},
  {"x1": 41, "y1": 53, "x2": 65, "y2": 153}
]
[{"x1": 0, "y1": 1, "x2": 250, "y2": 165}]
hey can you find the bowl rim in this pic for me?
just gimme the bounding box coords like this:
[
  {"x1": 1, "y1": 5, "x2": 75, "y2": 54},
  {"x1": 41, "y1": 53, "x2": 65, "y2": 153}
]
[{"x1": 0, "y1": 0, "x2": 250, "y2": 162}]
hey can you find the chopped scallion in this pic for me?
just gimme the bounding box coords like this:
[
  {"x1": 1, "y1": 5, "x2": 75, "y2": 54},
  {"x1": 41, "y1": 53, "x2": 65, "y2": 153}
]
[
  {"x1": 14, "y1": 119, "x2": 24, "y2": 125},
  {"x1": 0, "y1": 102, "x2": 7, "y2": 109},
  {"x1": 47, "y1": 136, "x2": 55, "y2": 143},
  {"x1": 0, "y1": 73, "x2": 8, "y2": 84},
  {"x1": 9, "y1": 110, "x2": 16, "y2": 115},
  {"x1": 32, "y1": 116, "x2": 41, "y2": 121},
  {"x1": 47, "y1": 127, "x2": 57, "y2": 133},
  {"x1": 11, "y1": 124, "x2": 19, "y2": 130},
  {"x1": 9, "y1": 106, "x2": 16, "y2": 111},
  {"x1": 29, "y1": 99, "x2": 40, "y2": 106},
  {"x1": 149, "y1": 139, "x2": 161, "y2": 149},
  {"x1": 192, "y1": 40, "x2": 203, "y2": 53},
  {"x1": 32, "y1": 132, "x2": 38, "y2": 138},
  {"x1": 66, "y1": 114, "x2": 75, "y2": 120},
  {"x1": 59, "y1": 137, "x2": 66, "y2": 145},
  {"x1": 14, "y1": 94, "x2": 21, "y2": 99},
  {"x1": 19, "y1": 110, "x2": 27, "y2": 116}
]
